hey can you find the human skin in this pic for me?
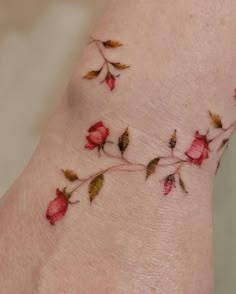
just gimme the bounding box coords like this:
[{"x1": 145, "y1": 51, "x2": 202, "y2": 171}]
[{"x1": 0, "y1": 0, "x2": 236, "y2": 293}]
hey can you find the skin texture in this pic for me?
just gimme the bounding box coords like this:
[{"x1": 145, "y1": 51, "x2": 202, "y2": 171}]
[{"x1": 0, "y1": 1, "x2": 236, "y2": 293}]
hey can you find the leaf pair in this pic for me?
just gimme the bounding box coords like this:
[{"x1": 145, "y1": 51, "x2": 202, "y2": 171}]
[
  {"x1": 146, "y1": 158, "x2": 188, "y2": 194},
  {"x1": 83, "y1": 63, "x2": 130, "y2": 81},
  {"x1": 63, "y1": 169, "x2": 104, "y2": 204}
]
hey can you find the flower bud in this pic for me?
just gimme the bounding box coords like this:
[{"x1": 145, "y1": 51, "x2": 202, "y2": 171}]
[
  {"x1": 46, "y1": 189, "x2": 69, "y2": 225},
  {"x1": 105, "y1": 72, "x2": 116, "y2": 91},
  {"x1": 164, "y1": 174, "x2": 175, "y2": 196}
]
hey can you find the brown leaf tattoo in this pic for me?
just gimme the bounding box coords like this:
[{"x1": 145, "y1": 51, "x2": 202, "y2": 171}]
[{"x1": 89, "y1": 174, "x2": 104, "y2": 204}]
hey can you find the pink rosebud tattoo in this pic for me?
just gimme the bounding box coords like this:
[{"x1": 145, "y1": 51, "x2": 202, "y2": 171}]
[
  {"x1": 46, "y1": 189, "x2": 69, "y2": 225},
  {"x1": 105, "y1": 73, "x2": 116, "y2": 91},
  {"x1": 85, "y1": 121, "x2": 110, "y2": 150},
  {"x1": 185, "y1": 131, "x2": 209, "y2": 165},
  {"x1": 164, "y1": 174, "x2": 175, "y2": 196}
]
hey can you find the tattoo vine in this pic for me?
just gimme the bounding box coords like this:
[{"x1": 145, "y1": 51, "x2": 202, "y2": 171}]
[{"x1": 46, "y1": 105, "x2": 236, "y2": 225}]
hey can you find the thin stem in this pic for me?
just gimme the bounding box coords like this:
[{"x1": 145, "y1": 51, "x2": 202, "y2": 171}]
[
  {"x1": 159, "y1": 160, "x2": 187, "y2": 168},
  {"x1": 70, "y1": 178, "x2": 91, "y2": 194},
  {"x1": 102, "y1": 148, "x2": 136, "y2": 165},
  {"x1": 111, "y1": 167, "x2": 146, "y2": 173},
  {"x1": 69, "y1": 138, "x2": 188, "y2": 197},
  {"x1": 89, "y1": 38, "x2": 103, "y2": 44},
  {"x1": 105, "y1": 164, "x2": 145, "y2": 173},
  {"x1": 208, "y1": 121, "x2": 236, "y2": 144},
  {"x1": 160, "y1": 154, "x2": 186, "y2": 162},
  {"x1": 69, "y1": 158, "x2": 187, "y2": 196},
  {"x1": 102, "y1": 148, "x2": 123, "y2": 160},
  {"x1": 103, "y1": 147, "x2": 186, "y2": 168},
  {"x1": 103, "y1": 144, "x2": 185, "y2": 166},
  {"x1": 69, "y1": 162, "x2": 143, "y2": 194},
  {"x1": 92, "y1": 39, "x2": 110, "y2": 72},
  {"x1": 69, "y1": 200, "x2": 80, "y2": 205},
  {"x1": 173, "y1": 161, "x2": 186, "y2": 175}
]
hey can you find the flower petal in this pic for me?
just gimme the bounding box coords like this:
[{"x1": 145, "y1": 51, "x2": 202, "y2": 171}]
[
  {"x1": 88, "y1": 121, "x2": 104, "y2": 132},
  {"x1": 87, "y1": 131, "x2": 103, "y2": 145},
  {"x1": 185, "y1": 132, "x2": 209, "y2": 165},
  {"x1": 185, "y1": 139, "x2": 205, "y2": 160},
  {"x1": 96, "y1": 126, "x2": 109, "y2": 140},
  {"x1": 85, "y1": 142, "x2": 96, "y2": 150}
]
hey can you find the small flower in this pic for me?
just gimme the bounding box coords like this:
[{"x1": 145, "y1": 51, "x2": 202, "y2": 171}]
[
  {"x1": 164, "y1": 174, "x2": 175, "y2": 196},
  {"x1": 234, "y1": 89, "x2": 236, "y2": 102},
  {"x1": 46, "y1": 189, "x2": 69, "y2": 225},
  {"x1": 85, "y1": 121, "x2": 109, "y2": 150},
  {"x1": 185, "y1": 131, "x2": 209, "y2": 165},
  {"x1": 105, "y1": 72, "x2": 116, "y2": 91}
]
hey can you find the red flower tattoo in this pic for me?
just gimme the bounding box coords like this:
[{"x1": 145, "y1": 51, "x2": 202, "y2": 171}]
[
  {"x1": 46, "y1": 92, "x2": 236, "y2": 225},
  {"x1": 83, "y1": 38, "x2": 130, "y2": 91},
  {"x1": 85, "y1": 121, "x2": 109, "y2": 150},
  {"x1": 46, "y1": 189, "x2": 69, "y2": 225},
  {"x1": 185, "y1": 131, "x2": 209, "y2": 165}
]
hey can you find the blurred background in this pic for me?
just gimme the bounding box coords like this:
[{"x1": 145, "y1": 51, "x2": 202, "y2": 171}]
[{"x1": 0, "y1": 1, "x2": 235, "y2": 293}]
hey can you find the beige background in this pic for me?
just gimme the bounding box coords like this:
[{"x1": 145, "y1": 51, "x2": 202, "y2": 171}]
[{"x1": 0, "y1": 1, "x2": 235, "y2": 293}]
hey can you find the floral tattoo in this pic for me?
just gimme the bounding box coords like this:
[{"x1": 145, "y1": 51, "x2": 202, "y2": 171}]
[
  {"x1": 83, "y1": 39, "x2": 130, "y2": 91},
  {"x1": 46, "y1": 108, "x2": 236, "y2": 225}
]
